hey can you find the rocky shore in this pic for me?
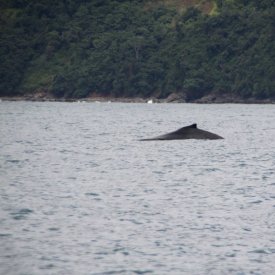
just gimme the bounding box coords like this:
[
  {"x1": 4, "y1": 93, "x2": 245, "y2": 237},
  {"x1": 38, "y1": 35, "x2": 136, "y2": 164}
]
[{"x1": 1, "y1": 92, "x2": 274, "y2": 104}]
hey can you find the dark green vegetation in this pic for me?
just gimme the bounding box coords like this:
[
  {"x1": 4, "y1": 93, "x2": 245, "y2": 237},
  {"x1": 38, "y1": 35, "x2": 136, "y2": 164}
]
[{"x1": 0, "y1": 0, "x2": 274, "y2": 100}]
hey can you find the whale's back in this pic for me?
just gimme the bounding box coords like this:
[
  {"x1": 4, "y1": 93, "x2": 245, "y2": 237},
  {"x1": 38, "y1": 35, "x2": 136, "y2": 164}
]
[{"x1": 140, "y1": 124, "x2": 223, "y2": 141}]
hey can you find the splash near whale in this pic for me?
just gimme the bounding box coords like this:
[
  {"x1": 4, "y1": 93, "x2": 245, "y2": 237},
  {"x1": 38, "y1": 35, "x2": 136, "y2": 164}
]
[{"x1": 140, "y1": 124, "x2": 223, "y2": 141}]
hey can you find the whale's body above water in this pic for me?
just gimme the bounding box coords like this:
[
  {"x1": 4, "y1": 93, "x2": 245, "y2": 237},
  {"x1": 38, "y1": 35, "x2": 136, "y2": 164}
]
[{"x1": 140, "y1": 124, "x2": 223, "y2": 141}]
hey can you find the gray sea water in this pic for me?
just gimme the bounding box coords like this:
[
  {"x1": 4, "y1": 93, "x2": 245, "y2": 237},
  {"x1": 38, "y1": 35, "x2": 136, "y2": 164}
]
[{"x1": 0, "y1": 101, "x2": 275, "y2": 275}]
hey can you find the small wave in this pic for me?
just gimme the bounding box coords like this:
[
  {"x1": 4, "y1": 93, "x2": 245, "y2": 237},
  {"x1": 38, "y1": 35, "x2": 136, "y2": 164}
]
[
  {"x1": 85, "y1": 192, "x2": 100, "y2": 196},
  {"x1": 0, "y1": 233, "x2": 12, "y2": 237},
  {"x1": 249, "y1": 248, "x2": 275, "y2": 254},
  {"x1": 39, "y1": 264, "x2": 55, "y2": 270},
  {"x1": 133, "y1": 270, "x2": 153, "y2": 275},
  {"x1": 48, "y1": 227, "x2": 60, "y2": 231},
  {"x1": 10, "y1": 208, "x2": 34, "y2": 220},
  {"x1": 6, "y1": 159, "x2": 20, "y2": 163}
]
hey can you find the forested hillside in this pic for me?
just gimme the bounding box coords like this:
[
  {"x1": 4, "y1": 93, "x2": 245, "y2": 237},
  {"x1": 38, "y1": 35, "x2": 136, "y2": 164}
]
[{"x1": 0, "y1": 0, "x2": 274, "y2": 101}]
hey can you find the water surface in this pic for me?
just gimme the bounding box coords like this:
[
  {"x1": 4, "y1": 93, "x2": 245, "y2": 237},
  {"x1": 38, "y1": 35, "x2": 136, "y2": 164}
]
[{"x1": 1, "y1": 102, "x2": 275, "y2": 274}]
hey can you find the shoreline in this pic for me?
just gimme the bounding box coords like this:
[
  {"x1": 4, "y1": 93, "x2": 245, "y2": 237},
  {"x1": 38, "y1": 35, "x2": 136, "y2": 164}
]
[{"x1": 1, "y1": 94, "x2": 275, "y2": 104}]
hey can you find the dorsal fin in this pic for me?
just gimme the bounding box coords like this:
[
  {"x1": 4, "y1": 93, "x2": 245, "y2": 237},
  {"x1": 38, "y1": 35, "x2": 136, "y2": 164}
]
[
  {"x1": 186, "y1": 123, "x2": 197, "y2": 129},
  {"x1": 173, "y1": 123, "x2": 197, "y2": 134}
]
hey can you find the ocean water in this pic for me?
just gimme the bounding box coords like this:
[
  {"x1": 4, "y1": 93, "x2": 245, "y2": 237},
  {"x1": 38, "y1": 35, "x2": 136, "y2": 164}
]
[{"x1": 0, "y1": 101, "x2": 275, "y2": 275}]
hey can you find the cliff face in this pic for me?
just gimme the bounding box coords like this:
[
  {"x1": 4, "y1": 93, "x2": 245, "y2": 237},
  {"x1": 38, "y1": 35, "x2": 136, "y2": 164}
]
[{"x1": 0, "y1": 0, "x2": 274, "y2": 100}]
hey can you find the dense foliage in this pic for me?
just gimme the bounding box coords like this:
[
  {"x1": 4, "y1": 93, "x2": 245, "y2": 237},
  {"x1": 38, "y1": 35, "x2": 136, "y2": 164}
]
[{"x1": 0, "y1": 0, "x2": 274, "y2": 100}]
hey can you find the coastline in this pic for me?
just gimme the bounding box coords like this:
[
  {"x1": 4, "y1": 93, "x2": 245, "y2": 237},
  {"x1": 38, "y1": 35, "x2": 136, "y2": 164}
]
[{"x1": 1, "y1": 93, "x2": 275, "y2": 104}]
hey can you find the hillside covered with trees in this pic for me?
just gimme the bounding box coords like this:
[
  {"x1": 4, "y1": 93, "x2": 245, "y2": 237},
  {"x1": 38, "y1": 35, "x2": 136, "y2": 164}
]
[{"x1": 0, "y1": 0, "x2": 274, "y2": 101}]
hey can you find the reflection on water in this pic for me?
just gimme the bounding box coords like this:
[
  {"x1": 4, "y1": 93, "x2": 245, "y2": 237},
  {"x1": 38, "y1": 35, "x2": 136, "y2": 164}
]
[{"x1": 1, "y1": 102, "x2": 275, "y2": 274}]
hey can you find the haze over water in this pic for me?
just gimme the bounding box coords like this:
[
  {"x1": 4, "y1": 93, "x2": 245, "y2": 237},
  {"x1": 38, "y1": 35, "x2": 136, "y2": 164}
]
[{"x1": 1, "y1": 102, "x2": 275, "y2": 274}]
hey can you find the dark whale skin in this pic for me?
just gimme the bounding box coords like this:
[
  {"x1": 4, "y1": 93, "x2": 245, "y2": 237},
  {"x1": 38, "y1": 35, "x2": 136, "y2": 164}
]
[{"x1": 140, "y1": 124, "x2": 223, "y2": 141}]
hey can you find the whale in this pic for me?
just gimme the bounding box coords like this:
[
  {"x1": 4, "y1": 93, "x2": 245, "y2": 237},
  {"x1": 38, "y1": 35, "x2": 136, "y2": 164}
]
[{"x1": 140, "y1": 123, "x2": 223, "y2": 141}]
